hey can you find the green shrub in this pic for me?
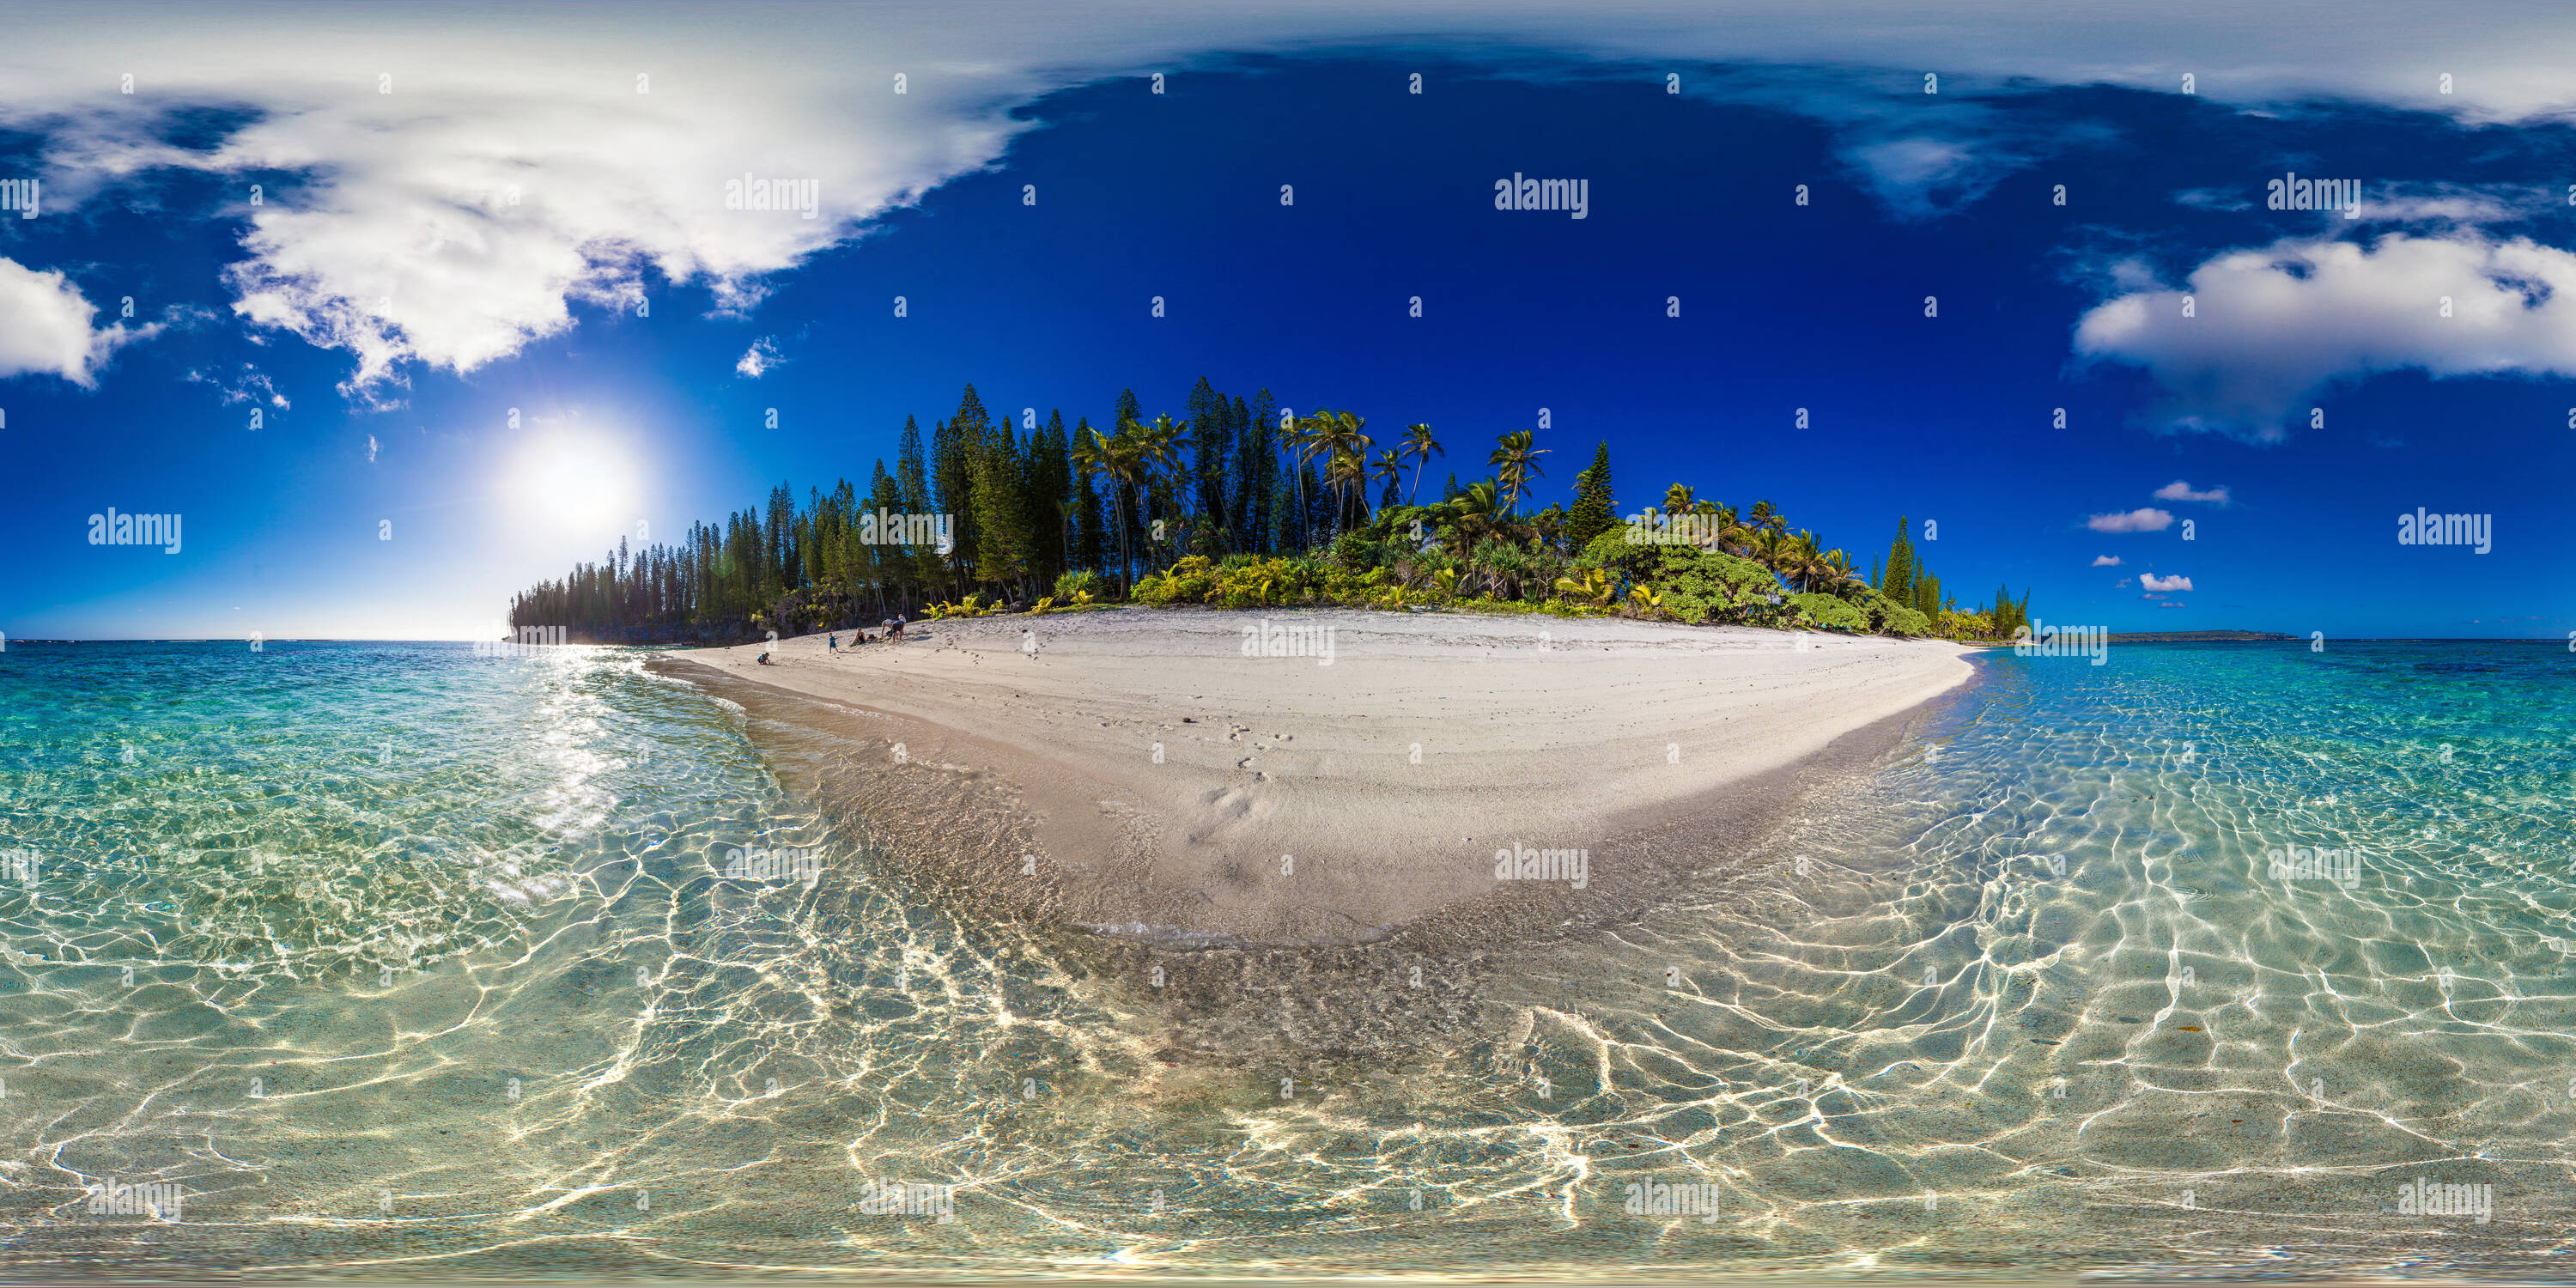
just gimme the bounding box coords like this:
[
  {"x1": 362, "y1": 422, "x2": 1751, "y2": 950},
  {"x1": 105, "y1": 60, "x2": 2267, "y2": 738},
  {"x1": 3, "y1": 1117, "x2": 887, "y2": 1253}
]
[
  {"x1": 1637, "y1": 545, "x2": 1780, "y2": 624},
  {"x1": 1050, "y1": 569, "x2": 1100, "y2": 601},
  {"x1": 1844, "y1": 586, "x2": 1921, "y2": 635},
  {"x1": 1213, "y1": 556, "x2": 1327, "y2": 609},
  {"x1": 1574, "y1": 527, "x2": 1651, "y2": 580},
  {"x1": 1329, "y1": 532, "x2": 1383, "y2": 572},
  {"x1": 1134, "y1": 555, "x2": 1217, "y2": 606},
  {"x1": 1788, "y1": 592, "x2": 1869, "y2": 632}
]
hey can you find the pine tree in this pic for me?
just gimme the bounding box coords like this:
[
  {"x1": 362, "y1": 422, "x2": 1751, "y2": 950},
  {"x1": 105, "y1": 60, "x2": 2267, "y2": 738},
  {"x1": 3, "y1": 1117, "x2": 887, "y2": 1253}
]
[
  {"x1": 1881, "y1": 517, "x2": 1915, "y2": 606},
  {"x1": 974, "y1": 417, "x2": 1030, "y2": 593},
  {"x1": 943, "y1": 386, "x2": 996, "y2": 585},
  {"x1": 867, "y1": 459, "x2": 904, "y2": 610},
  {"x1": 1033, "y1": 410, "x2": 1072, "y2": 585},
  {"x1": 1565, "y1": 440, "x2": 1615, "y2": 547},
  {"x1": 1187, "y1": 377, "x2": 1231, "y2": 545},
  {"x1": 1267, "y1": 440, "x2": 1299, "y2": 554},
  {"x1": 930, "y1": 416, "x2": 965, "y2": 588},
  {"x1": 1235, "y1": 393, "x2": 1270, "y2": 553},
  {"x1": 896, "y1": 416, "x2": 930, "y2": 515}
]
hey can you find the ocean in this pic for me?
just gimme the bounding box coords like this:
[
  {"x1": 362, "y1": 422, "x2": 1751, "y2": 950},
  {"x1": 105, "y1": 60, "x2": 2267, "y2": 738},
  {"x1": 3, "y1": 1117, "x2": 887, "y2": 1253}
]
[{"x1": 2, "y1": 638, "x2": 2571, "y2": 1280}]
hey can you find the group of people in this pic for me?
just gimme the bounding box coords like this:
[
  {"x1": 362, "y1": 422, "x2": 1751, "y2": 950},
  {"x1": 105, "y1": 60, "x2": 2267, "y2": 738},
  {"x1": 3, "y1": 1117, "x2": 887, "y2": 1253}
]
[{"x1": 756, "y1": 615, "x2": 907, "y2": 666}]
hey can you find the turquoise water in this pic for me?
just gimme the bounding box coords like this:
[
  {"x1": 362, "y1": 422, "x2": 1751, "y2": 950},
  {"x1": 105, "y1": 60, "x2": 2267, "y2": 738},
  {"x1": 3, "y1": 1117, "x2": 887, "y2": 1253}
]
[{"x1": 2, "y1": 639, "x2": 2573, "y2": 1280}]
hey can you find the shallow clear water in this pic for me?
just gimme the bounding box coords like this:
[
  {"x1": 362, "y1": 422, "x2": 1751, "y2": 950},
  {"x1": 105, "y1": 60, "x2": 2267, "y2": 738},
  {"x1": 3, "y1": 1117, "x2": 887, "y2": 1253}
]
[{"x1": 2, "y1": 639, "x2": 2572, "y2": 1281}]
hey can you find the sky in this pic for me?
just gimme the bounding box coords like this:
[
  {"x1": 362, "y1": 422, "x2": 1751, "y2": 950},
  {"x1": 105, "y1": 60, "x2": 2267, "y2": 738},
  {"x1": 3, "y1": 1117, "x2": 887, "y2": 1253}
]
[{"x1": 4, "y1": 1, "x2": 2575, "y2": 640}]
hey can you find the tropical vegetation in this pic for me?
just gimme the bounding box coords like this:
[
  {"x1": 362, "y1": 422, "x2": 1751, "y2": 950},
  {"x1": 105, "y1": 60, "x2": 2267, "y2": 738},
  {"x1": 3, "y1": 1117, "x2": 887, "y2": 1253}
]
[{"x1": 505, "y1": 381, "x2": 2034, "y2": 643}]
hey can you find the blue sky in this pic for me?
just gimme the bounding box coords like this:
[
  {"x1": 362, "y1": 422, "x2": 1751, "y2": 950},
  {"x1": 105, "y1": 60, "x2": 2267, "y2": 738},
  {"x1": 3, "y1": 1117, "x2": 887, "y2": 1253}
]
[{"x1": 4, "y1": 4, "x2": 2575, "y2": 640}]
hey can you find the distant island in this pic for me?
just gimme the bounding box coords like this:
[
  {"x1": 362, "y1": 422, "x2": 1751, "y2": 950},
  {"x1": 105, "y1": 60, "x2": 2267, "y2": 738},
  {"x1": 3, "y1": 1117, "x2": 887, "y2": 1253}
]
[{"x1": 2106, "y1": 630, "x2": 2294, "y2": 643}]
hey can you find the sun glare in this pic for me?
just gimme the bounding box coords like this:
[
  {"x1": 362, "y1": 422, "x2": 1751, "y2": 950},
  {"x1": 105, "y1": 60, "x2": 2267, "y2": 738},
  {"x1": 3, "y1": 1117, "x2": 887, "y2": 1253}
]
[{"x1": 507, "y1": 433, "x2": 640, "y2": 539}]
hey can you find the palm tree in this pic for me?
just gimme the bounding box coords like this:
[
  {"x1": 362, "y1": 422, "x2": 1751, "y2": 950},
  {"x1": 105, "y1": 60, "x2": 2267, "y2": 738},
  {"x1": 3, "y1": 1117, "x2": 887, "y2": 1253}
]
[
  {"x1": 1400, "y1": 422, "x2": 1443, "y2": 505},
  {"x1": 1370, "y1": 449, "x2": 1404, "y2": 516},
  {"x1": 1817, "y1": 548, "x2": 1864, "y2": 593},
  {"x1": 1783, "y1": 530, "x2": 1828, "y2": 592},
  {"x1": 1748, "y1": 526, "x2": 1793, "y2": 577},
  {"x1": 1134, "y1": 414, "x2": 1191, "y2": 569},
  {"x1": 1749, "y1": 499, "x2": 1786, "y2": 534},
  {"x1": 1487, "y1": 429, "x2": 1550, "y2": 515},
  {"x1": 1073, "y1": 425, "x2": 1144, "y2": 592},
  {"x1": 1663, "y1": 483, "x2": 1695, "y2": 514},
  {"x1": 1284, "y1": 413, "x2": 1327, "y2": 550},
  {"x1": 1442, "y1": 480, "x2": 1503, "y2": 552},
  {"x1": 1315, "y1": 410, "x2": 1371, "y2": 531},
  {"x1": 1324, "y1": 449, "x2": 1370, "y2": 527}
]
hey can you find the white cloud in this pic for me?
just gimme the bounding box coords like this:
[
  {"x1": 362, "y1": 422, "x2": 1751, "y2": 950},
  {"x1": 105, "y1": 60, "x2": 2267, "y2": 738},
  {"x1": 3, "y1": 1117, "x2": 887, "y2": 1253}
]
[
  {"x1": 2152, "y1": 480, "x2": 2229, "y2": 504},
  {"x1": 0, "y1": 258, "x2": 153, "y2": 386},
  {"x1": 367, "y1": 434, "x2": 379, "y2": 463},
  {"x1": 736, "y1": 337, "x2": 782, "y2": 379},
  {"x1": 185, "y1": 364, "x2": 289, "y2": 408},
  {"x1": 2087, "y1": 507, "x2": 2174, "y2": 533},
  {"x1": 2091, "y1": 554, "x2": 2123, "y2": 566},
  {"x1": 2075, "y1": 232, "x2": 2576, "y2": 438},
  {"x1": 10, "y1": 3, "x2": 2576, "y2": 395},
  {"x1": 2160, "y1": 601, "x2": 2187, "y2": 608},
  {"x1": 2140, "y1": 573, "x2": 2193, "y2": 592}
]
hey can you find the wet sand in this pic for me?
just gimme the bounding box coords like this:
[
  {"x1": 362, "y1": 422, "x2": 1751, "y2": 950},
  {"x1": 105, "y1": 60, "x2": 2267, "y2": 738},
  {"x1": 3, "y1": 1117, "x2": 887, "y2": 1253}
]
[{"x1": 656, "y1": 608, "x2": 1976, "y2": 953}]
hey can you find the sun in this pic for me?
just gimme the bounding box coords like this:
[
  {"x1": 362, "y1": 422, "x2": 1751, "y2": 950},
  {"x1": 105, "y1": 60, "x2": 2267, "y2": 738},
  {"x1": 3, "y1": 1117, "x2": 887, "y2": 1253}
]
[{"x1": 505, "y1": 431, "x2": 640, "y2": 540}]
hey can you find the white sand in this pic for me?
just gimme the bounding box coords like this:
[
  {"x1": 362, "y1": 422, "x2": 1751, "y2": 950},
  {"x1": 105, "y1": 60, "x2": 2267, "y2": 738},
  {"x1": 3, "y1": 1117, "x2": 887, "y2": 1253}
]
[{"x1": 670, "y1": 607, "x2": 1977, "y2": 947}]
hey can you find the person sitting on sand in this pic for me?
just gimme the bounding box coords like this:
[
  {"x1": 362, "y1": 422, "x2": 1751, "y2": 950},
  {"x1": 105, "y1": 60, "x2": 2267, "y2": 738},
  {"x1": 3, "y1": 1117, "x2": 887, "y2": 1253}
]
[{"x1": 756, "y1": 651, "x2": 775, "y2": 665}]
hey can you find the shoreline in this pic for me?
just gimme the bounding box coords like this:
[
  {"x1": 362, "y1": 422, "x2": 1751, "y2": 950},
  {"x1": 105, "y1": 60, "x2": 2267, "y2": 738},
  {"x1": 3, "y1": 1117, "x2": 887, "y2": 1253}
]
[{"x1": 651, "y1": 607, "x2": 1978, "y2": 956}]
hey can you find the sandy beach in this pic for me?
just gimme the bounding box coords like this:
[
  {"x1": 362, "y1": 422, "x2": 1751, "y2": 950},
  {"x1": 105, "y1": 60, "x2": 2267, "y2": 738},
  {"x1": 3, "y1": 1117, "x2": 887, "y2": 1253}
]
[{"x1": 659, "y1": 608, "x2": 1977, "y2": 950}]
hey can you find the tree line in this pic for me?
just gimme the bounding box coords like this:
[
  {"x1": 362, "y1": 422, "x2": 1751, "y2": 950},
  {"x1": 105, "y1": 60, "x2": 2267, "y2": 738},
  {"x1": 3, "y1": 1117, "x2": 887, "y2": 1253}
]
[{"x1": 505, "y1": 381, "x2": 2032, "y2": 642}]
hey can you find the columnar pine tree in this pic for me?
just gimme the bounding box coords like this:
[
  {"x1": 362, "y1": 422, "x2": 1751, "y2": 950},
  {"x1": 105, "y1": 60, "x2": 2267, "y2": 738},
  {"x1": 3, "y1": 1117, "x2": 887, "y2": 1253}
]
[
  {"x1": 1880, "y1": 517, "x2": 1915, "y2": 606},
  {"x1": 1565, "y1": 440, "x2": 1615, "y2": 546}
]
